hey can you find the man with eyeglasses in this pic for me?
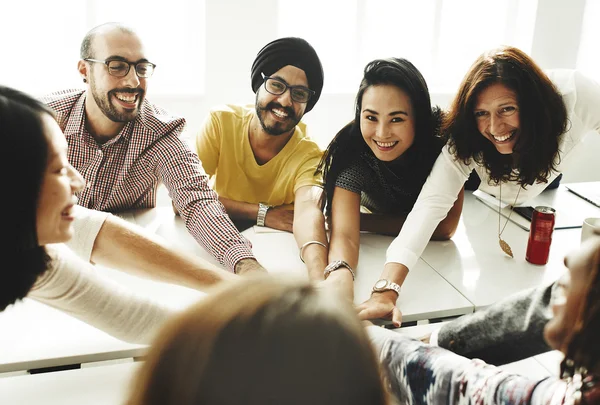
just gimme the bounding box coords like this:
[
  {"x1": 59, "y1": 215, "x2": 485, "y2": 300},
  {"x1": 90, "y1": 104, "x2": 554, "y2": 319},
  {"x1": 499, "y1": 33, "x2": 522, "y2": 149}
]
[
  {"x1": 195, "y1": 37, "x2": 331, "y2": 284},
  {"x1": 42, "y1": 22, "x2": 267, "y2": 276}
]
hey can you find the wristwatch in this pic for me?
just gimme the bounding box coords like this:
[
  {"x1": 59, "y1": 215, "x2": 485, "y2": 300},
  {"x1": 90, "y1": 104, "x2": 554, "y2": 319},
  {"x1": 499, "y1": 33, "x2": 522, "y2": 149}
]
[
  {"x1": 324, "y1": 260, "x2": 355, "y2": 280},
  {"x1": 256, "y1": 203, "x2": 271, "y2": 227},
  {"x1": 371, "y1": 279, "x2": 401, "y2": 297}
]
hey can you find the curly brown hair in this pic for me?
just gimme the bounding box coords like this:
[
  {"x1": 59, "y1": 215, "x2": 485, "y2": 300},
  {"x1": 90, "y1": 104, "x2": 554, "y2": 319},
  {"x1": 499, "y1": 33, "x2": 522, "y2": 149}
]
[{"x1": 444, "y1": 46, "x2": 568, "y2": 187}]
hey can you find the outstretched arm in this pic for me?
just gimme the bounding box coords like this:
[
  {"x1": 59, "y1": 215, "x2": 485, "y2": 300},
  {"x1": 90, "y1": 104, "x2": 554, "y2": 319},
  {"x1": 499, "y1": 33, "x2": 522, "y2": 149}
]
[
  {"x1": 90, "y1": 214, "x2": 238, "y2": 291},
  {"x1": 293, "y1": 186, "x2": 328, "y2": 281},
  {"x1": 359, "y1": 187, "x2": 465, "y2": 238}
]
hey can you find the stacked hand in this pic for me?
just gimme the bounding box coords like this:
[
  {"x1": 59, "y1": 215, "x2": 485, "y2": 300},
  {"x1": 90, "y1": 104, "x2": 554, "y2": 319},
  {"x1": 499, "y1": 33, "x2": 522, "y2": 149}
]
[{"x1": 356, "y1": 291, "x2": 402, "y2": 328}]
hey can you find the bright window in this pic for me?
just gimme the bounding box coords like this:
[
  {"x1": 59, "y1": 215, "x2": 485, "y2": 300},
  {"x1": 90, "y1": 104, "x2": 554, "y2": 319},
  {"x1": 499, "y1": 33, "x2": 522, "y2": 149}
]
[
  {"x1": 0, "y1": 0, "x2": 205, "y2": 96},
  {"x1": 278, "y1": 0, "x2": 539, "y2": 93},
  {"x1": 577, "y1": 0, "x2": 600, "y2": 83}
]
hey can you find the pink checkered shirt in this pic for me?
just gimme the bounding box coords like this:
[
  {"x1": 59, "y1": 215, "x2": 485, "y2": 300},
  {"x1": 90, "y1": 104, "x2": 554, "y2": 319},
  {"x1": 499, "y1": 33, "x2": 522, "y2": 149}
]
[{"x1": 42, "y1": 89, "x2": 254, "y2": 271}]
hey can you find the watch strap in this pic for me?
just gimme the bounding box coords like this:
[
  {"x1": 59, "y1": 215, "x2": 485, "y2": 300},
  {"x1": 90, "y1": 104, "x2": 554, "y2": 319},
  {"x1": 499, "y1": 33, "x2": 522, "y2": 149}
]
[
  {"x1": 372, "y1": 279, "x2": 401, "y2": 296},
  {"x1": 256, "y1": 203, "x2": 270, "y2": 226},
  {"x1": 324, "y1": 260, "x2": 355, "y2": 280}
]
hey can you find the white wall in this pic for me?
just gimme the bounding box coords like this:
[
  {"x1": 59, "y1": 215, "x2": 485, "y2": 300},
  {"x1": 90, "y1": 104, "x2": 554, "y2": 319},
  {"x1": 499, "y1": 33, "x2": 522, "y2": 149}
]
[{"x1": 3, "y1": 0, "x2": 597, "y2": 182}]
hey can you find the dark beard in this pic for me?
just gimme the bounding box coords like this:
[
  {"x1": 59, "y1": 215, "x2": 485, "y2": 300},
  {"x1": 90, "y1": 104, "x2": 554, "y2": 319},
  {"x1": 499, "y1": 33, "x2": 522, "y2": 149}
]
[
  {"x1": 90, "y1": 81, "x2": 144, "y2": 123},
  {"x1": 255, "y1": 99, "x2": 299, "y2": 136}
]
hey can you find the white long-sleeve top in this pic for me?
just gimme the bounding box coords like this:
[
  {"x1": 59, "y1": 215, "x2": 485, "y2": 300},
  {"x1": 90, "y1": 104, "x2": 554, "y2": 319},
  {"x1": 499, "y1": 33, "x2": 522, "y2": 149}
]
[
  {"x1": 387, "y1": 69, "x2": 600, "y2": 270},
  {"x1": 28, "y1": 207, "x2": 175, "y2": 344}
]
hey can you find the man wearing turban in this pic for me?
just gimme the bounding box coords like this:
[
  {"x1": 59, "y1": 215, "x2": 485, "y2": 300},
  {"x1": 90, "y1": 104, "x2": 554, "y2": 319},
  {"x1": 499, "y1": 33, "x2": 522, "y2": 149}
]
[{"x1": 195, "y1": 37, "x2": 329, "y2": 282}]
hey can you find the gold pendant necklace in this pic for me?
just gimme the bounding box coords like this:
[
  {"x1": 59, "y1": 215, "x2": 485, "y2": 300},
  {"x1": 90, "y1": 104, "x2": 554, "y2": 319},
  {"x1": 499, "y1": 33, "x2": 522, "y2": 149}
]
[{"x1": 498, "y1": 183, "x2": 522, "y2": 258}]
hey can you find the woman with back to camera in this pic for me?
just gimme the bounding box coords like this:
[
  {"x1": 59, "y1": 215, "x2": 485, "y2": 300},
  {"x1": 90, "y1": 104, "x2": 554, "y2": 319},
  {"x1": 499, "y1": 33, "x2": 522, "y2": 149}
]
[
  {"x1": 126, "y1": 235, "x2": 600, "y2": 405},
  {"x1": 357, "y1": 46, "x2": 600, "y2": 324},
  {"x1": 317, "y1": 58, "x2": 464, "y2": 306},
  {"x1": 0, "y1": 85, "x2": 179, "y2": 343},
  {"x1": 127, "y1": 275, "x2": 391, "y2": 405}
]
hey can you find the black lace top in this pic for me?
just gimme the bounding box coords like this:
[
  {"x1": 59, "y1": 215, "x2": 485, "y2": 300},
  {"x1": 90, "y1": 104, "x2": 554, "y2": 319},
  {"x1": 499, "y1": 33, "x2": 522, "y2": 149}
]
[{"x1": 335, "y1": 151, "x2": 433, "y2": 214}]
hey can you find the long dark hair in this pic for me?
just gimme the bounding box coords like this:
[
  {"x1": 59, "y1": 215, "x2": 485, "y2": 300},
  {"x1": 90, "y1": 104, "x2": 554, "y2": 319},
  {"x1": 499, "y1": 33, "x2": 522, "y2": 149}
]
[
  {"x1": 0, "y1": 86, "x2": 54, "y2": 310},
  {"x1": 444, "y1": 46, "x2": 567, "y2": 186},
  {"x1": 317, "y1": 58, "x2": 445, "y2": 213},
  {"x1": 317, "y1": 58, "x2": 444, "y2": 214}
]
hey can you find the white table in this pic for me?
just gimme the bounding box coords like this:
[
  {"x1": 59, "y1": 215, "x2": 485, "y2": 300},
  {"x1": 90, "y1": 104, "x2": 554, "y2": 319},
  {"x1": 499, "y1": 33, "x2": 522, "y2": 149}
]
[
  {"x1": 0, "y1": 208, "x2": 472, "y2": 374},
  {"x1": 0, "y1": 325, "x2": 562, "y2": 405},
  {"x1": 421, "y1": 189, "x2": 594, "y2": 309},
  {"x1": 2, "y1": 186, "x2": 588, "y2": 374},
  {"x1": 131, "y1": 207, "x2": 474, "y2": 322},
  {"x1": 0, "y1": 361, "x2": 141, "y2": 405}
]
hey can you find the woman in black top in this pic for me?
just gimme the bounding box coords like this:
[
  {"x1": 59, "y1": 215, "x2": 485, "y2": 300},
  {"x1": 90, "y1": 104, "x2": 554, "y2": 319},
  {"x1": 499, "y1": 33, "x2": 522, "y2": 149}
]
[{"x1": 317, "y1": 58, "x2": 464, "y2": 302}]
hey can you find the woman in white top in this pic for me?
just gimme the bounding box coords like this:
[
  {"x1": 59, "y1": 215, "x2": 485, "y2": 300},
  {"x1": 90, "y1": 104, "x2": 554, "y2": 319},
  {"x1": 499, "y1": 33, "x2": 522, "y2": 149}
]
[
  {"x1": 0, "y1": 86, "x2": 228, "y2": 344},
  {"x1": 357, "y1": 46, "x2": 600, "y2": 324}
]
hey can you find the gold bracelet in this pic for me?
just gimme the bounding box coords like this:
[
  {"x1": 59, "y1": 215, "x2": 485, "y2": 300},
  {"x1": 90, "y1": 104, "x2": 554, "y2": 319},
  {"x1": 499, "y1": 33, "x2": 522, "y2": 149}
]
[{"x1": 299, "y1": 240, "x2": 327, "y2": 263}]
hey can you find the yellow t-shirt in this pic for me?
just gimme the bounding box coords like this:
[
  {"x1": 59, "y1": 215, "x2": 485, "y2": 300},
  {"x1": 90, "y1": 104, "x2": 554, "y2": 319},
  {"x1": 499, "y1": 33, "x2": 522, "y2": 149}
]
[{"x1": 195, "y1": 105, "x2": 323, "y2": 206}]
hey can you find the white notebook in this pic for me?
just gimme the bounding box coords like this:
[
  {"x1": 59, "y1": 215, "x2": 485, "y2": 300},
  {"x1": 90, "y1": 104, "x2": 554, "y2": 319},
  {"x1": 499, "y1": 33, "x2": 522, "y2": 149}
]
[{"x1": 473, "y1": 189, "x2": 582, "y2": 230}]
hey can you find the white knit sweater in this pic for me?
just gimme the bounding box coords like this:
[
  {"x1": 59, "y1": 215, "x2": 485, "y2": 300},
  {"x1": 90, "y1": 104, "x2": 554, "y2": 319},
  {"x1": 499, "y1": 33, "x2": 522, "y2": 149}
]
[{"x1": 28, "y1": 206, "x2": 175, "y2": 344}]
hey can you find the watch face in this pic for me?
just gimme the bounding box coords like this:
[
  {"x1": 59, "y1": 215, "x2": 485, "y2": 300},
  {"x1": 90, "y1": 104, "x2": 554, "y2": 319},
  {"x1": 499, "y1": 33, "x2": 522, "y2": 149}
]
[{"x1": 374, "y1": 279, "x2": 387, "y2": 289}]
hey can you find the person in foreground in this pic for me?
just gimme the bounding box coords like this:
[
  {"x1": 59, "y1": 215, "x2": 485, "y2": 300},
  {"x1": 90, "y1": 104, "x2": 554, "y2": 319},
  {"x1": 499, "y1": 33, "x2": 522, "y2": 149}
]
[
  {"x1": 0, "y1": 85, "x2": 221, "y2": 344},
  {"x1": 317, "y1": 58, "x2": 463, "y2": 302},
  {"x1": 369, "y1": 230, "x2": 600, "y2": 404},
  {"x1": 195, "y1": 37, "x2": 328, "y2": 281},
  {"x1": 358, "y1": 45, "x2": 600, "y2": 324},
  {"x1": 42, "y1": 22, "x2": 265, "y2": 275},
  {"x1": 127, "y1": 275, "x2": 391, "y2": 405},
  {"x1": 126, "y1": 234, "x2": 600, "y2": 405}
]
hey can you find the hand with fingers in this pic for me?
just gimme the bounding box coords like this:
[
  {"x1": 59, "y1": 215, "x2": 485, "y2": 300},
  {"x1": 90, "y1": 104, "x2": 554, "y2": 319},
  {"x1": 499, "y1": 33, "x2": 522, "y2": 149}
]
[{"x1": 356, "y1": 290, "x2": 402, "y2": 328}]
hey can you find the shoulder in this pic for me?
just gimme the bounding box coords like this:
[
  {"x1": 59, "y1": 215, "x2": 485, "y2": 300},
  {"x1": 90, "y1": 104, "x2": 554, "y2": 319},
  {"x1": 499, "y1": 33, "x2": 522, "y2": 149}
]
[
  {"x1": 292, "y1": 123, "x2": 321, "y2": 153},
  {"x1": 545, "y1": 69, "x2": 600, "y2": 101},
  {"x1": 138, "y1": 99, "x2": 186, "y2": 136},
  {"x1": 208, "y1": 104, "x2": 252, "y2": 123},
  {"x1": 40, "y1": 89, "x2": 85, "y2": 113}
]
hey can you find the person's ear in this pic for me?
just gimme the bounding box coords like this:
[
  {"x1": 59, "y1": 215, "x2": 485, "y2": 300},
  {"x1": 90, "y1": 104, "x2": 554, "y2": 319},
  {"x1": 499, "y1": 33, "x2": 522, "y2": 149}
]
[{"x1": 78, "y1": 60, "x2": 88, "y2": 84}]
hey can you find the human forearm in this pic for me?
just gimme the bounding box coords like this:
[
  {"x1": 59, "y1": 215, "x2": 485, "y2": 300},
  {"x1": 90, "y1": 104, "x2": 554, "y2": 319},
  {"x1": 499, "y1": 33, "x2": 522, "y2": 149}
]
[
  {"x1": 367, "y1": 326, "x2": 541, "y2": 405},
  {"x1": 294, "y1": 205, "x2": 328, "y2": 281},
  {"x1": 431, "y1": 186, "x2": 465, "y2": 240},
  {"x1": 437, "y1": 282, "x2": 554, "y2": 364},
  {"x1": 218, "y1": 196, "x2": 259, "y2": 221},
  {"x1": 386, "y1": 147, "x2": 469, "y2": 270},
  {"x1": 91, "y1": 216, "x2": 237, "y2": 291}
]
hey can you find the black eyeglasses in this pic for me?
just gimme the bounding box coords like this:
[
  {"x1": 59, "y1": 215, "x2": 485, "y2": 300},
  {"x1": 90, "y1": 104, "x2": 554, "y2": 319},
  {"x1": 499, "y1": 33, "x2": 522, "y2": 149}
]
[
  {"x1": 84, "y1": 58, "x2": 156, "y2": 78},
  {"x1": 263, "y1": 76, "x2": 314, "y2": 103}
]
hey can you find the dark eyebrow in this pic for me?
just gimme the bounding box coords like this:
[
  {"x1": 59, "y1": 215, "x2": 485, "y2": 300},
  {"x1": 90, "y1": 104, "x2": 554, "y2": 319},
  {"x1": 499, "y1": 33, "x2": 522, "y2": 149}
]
[
  {"x1": 271, "y1": 75, "x2": 289, "y2": 85},
  {"x1": 271, "y1": 75, "x2": 309, "y2": 89},
  {"x1": 105, "y1": 55, "x2": 150, "y2": 63},
  {"x1": 362, "y1": 109, "x2": 408, "y2": 116}
]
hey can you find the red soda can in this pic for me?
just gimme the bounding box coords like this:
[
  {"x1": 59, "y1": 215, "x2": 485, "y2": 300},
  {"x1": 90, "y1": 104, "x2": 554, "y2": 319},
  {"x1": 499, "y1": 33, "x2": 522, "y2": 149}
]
[{"x1": 526, "y1": 206, "x2": 556, "y2": 265}]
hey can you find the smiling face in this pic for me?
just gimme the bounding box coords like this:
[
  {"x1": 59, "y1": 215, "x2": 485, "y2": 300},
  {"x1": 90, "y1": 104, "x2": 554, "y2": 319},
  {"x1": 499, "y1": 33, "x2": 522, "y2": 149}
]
[
  {"x1": 255, "y1": 65, "x2": 308, "y2": 136},
  {"x1": 359, "y1": 84, "x2": 415, "y2": 162},
  {"x1": 473, "y1": 83, "x2": 520, "y2": 154},
  {"x1": 81, "y1": 30, "x2": 149, "y2": 124},
  {"x1": 544, "y1": 236, "x2": 600, "y2": 353},
  {"x1": 36, "y1": 114, "x2": 85, "y2": 246}
]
